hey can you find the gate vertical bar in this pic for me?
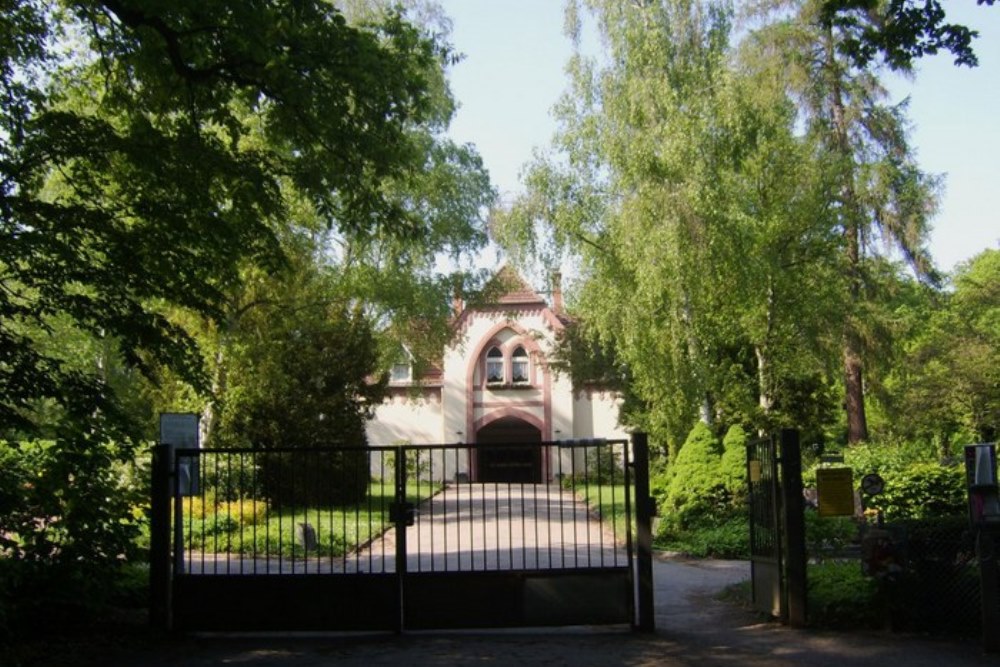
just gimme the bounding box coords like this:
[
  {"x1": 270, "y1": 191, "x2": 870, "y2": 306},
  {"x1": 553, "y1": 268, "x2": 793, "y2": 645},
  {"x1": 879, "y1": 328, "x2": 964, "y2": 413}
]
[
  {"x1": 149, "y1": 443, "x2": 172, "y2": 630},
  {"x1": 632, "y1": 432, "x2": 655, "y2": 632},
  {"x1": 780, "y1": 429, "x2": 807, "y2": 628},
  {"x1": 394, "y1": 446, "x2": 408, "y2": 633},
  {"x1": 769, "y1": 436, "x2": 783, "y2": 619}
]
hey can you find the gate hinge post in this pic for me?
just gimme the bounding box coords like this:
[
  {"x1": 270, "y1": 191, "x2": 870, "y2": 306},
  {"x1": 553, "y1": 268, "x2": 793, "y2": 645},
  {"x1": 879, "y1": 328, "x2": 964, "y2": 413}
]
[
  {"x1": 631, "y1": 432, "x2": 655, "y2": 632},
  {"x1": 149, "y1": 443, "x2": 173, "y2": 631}
]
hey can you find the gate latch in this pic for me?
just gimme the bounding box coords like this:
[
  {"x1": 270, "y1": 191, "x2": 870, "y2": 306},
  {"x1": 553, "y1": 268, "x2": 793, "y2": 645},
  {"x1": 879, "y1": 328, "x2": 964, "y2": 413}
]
[{"x1": 389, "y1": 501, "x2": 416, "y2": 527}]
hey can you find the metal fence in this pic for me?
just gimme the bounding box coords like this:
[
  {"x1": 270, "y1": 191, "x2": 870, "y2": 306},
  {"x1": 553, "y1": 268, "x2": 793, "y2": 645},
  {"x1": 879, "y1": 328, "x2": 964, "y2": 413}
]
[
  {"x1": 882, "y1": 517, "x2": 982, "y2": 635},
  {"x1": 169, "y1": 440, "x2": 633, "y2": 577},
  {"x1": 151, "y1": 438, "x2": 653, "y2": 632}
]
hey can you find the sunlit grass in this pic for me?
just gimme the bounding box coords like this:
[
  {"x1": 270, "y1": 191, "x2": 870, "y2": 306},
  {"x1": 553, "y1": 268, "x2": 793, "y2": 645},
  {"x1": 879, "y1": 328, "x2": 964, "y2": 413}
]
[
  {"x1": 569, "y1": 481, "x2": 634, "y2": 545},
  {"x1": 178, "y1": 480, "x2": 440, "y2": 558}
]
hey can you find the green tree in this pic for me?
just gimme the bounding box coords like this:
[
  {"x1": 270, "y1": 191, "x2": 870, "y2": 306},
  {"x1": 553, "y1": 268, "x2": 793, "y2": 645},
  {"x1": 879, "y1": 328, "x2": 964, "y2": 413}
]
[
  {"x1": 495, "y1": 0, "x2": 744, "y2": 452},
  {"x1": 819, "y1": 0, "x2": 996, "y2": 70},
  {"x1": 749, "y1": 0, "x2": 940, "y2": 443},
  {"x1": 0, "y1": 0, "x2": 491, "y2": 637},
  {"x1": 214, "y1": 287, "x2": 385, "y2": 505},
  {"x1": 879, "y1": 250, "x2": 1000, "y2": 448},
  {"x1": 2, "y1": 0, "x2": 472, "y2": 434},
  {"x1": 495, "y1": 0, "x2": 845, "y2": 452}
]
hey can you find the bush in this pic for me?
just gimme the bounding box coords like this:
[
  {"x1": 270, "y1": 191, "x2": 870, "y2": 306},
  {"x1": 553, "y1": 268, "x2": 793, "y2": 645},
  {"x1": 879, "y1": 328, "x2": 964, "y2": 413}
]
[
  {"x1": 823, "y1": 441, "x2": 967, "y2": 521},
  {"x1": 876, "y1": 463, "x2": 965, "y2": 520},
  {"x1": 182, "y1": 496, "x2": 268, "y2": 525},
  {"x1": 662, "y1": 422, "x2": 728, "y2": 530},
  {"x1": 656, "y1": 515, "x2": 750, "y2": 559},
  {"x1": 805, "y1": 512, "x2": 858, "y2": 559},
  {"x1": 808, "y1": 561, "x2": 882, "y2": 630},
  {"x1": 720, "y1": 425, "x2": 749, "y2": 501},
  {"x1": 0, "y1": 439, "x2": 146, "y2": 642},
  {"x1": 260, "y1": 448, "x2": 370, "y2": 507}
]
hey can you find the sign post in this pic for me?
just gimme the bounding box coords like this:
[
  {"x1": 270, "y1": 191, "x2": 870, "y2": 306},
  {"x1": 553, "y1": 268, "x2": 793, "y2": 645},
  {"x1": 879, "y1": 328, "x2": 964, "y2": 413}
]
[
  {"x1": 965, "y1": 444, "x2": 1000, "y2": 653},
  {"x1": 159, "y1": 413, "x2": 200, "y2": 577}
]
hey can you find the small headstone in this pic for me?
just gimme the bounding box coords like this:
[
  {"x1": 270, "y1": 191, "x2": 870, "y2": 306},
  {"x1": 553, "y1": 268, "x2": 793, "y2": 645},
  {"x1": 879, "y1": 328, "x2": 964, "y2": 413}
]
[{"x1": 296, "y1": 522, "x2": 317, "y2": 551}]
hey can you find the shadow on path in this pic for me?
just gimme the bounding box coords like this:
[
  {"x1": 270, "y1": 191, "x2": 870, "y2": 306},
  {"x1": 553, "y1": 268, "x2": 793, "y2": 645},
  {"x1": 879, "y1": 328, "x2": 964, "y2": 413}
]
[{"x1": 106, "y1": 556, "x2": 995, "y2": 667}]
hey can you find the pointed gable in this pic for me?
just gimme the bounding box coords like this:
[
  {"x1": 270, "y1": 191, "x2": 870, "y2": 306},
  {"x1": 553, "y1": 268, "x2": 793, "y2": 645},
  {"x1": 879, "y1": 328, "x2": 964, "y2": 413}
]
[
  {"x1": 487, "y1": 264, "x2": 547, "y2": 306},
  {"x1": 450, "y1": 264, "x2": 566, "y2": 336}
]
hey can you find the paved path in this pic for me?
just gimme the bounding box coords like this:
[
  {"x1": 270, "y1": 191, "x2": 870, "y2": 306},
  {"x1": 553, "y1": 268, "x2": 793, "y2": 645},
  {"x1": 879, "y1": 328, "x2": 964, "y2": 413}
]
[
  {"x1": 107, "y1": 555, "x2": 997, "y2": 667},
  {"x1": 183, "y1": 483, "x2": 626, "y2": 574},
  {"x1": 123, "y1": 484, "x2": 998, "y2": 666}
]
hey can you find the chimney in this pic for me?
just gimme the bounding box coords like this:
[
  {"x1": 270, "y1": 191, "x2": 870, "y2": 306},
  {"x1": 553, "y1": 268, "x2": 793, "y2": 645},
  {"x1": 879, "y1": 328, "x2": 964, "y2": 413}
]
[
  {"x1": 452, "y1": 289, "x2": 464, "y2": 317},
  {"x1": 551, "y1": 271, "x2": 563, "y2": 313}
]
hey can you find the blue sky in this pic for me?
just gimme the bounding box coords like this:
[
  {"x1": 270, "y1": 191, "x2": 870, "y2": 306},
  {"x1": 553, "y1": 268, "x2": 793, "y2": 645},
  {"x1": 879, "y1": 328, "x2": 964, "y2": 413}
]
[{"x1": 439, "y1": 1, "x2": 999, "y2": 274}]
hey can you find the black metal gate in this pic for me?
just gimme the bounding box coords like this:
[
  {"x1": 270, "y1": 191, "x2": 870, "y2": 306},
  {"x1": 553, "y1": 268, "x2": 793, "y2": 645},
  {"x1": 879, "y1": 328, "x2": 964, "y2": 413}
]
[
  {"x1": 150, "y1": 436, "x2": 654, "y2": 632},
  {"x1": 746, "y1": 429, "x2": 807, "y2": 626}
]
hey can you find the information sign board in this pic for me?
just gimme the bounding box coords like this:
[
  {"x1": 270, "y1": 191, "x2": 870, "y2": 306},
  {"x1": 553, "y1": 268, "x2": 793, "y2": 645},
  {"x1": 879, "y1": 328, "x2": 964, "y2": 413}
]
[
  {"x1": 159, "y1": 413, "x2": 200, "y2": 496},
  {"x1": 816, "y1": 467, "x2": 855, "y2": 517}
]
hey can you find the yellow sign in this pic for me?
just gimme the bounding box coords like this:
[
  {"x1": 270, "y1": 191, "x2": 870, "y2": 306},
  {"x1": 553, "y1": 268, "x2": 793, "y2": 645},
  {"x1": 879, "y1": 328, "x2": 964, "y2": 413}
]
[
  {"x1": 816, "y1": 468, "x2": 855, "y2": 517},
  {"x1": 749, "y1": 460, "x2": 762, "y2": 483}
]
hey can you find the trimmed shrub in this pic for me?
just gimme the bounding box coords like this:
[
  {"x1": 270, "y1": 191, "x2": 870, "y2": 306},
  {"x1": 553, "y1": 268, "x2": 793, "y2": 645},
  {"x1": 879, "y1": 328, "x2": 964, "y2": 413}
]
[
  {"x1": 260, "y1": 448, "x2": 370, "y2": 508},
  {"x1": 662, "y1": 422, "x2": 726, "y2": 530},
  {"x1": 720, "y1": 425, "x2": 749, "y2": 503}
]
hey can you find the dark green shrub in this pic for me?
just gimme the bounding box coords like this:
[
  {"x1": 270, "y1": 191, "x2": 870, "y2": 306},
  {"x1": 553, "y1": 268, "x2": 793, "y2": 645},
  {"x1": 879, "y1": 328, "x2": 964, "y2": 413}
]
[
  {"x1": 656, "y1": 515, "x2": 750, "y2": 559},
  {"x1": 584, "y1": 444, "x2": 626, "y2": 484},
  {"x1": 720, "y1": 425, "x2": 749, "y2": 505},
  {"x1": 877, "y1": 463, "x2": 965, "y2": 520},
  {"x1": 805, "y1": 512, "x2": 858, "y2": 559},
  {"x1": 662, "y1": 422, "x2": 727, "y2": 530},
  {"x1": 808, "y1": 561, "x2": 882, "y2": 630},
  {"x1": 260, "y1": 448, "x2": 370, "y2": 507}
]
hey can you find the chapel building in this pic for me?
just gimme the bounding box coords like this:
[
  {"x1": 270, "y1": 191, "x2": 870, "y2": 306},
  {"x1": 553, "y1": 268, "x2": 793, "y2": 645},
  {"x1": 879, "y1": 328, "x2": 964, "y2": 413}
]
[{"x1": 365, "y1": 266, "x2": 626, "y2": 483}]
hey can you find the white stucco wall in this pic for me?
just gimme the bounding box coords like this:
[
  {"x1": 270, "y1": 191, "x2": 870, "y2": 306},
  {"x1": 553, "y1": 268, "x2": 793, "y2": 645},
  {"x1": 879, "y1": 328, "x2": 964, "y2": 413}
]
[
  {"x1": 364, "y1": 279, "x2": 626, "y2": 476},
  {"x1": 366, "y1": 391, "x2": 443, "y2": 446}
]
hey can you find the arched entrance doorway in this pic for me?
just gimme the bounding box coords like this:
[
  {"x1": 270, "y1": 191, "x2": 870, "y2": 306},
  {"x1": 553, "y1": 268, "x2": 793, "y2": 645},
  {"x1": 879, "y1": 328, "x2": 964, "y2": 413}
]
[{"x1": 475, "y1": 416, "x2": 543, "y2": 483}]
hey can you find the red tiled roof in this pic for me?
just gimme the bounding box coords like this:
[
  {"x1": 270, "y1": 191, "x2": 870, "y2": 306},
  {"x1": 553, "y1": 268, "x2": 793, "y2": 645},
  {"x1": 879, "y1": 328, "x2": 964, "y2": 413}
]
[{"x1": 490, "y1": 265, "x2": 547, "y2": 305}]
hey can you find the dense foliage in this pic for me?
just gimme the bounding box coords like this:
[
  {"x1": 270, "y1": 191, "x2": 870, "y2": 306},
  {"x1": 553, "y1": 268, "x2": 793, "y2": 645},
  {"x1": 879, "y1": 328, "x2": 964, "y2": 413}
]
[
  {"x1": 655, "y1": 423, "x2": 750, "y2": 557},
  {"x1": 495, "y1": 0, "x2": 997, "y2": 460},
  {"x1": 0, "y1": 0, "x2": 492, "y2": 647}
]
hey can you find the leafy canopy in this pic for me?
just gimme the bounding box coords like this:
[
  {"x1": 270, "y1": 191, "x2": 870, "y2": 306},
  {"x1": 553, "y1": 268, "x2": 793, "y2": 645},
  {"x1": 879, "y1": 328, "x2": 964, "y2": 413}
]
[{"x1": 1, "y1": 0, "x2": 466, "y2": 436}]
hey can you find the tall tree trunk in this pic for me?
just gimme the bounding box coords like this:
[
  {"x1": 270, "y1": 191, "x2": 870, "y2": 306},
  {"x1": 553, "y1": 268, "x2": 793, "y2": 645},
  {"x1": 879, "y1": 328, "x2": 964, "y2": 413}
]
[
  {"x1": 756, "y1": 276, "x2": 776, "y2": 418},
  {"x1": 200, "y1": 305, "x2": 239, "y2": 447},
  {"x1": 843, "y1": 329, "x2": 868, "y2": 443},
  {"x1": 826, "y1": 26, "x2": 869, "y2": 443}
]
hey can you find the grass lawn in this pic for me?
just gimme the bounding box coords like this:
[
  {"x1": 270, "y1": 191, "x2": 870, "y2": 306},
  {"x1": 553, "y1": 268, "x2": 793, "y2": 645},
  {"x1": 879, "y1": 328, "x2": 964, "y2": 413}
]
[
  {"x1": 570, "y1": 481, "x2": 634, "y2": 545},
  {"x1": 178, "y1": 479, "x2": 440, "y2": 558}
]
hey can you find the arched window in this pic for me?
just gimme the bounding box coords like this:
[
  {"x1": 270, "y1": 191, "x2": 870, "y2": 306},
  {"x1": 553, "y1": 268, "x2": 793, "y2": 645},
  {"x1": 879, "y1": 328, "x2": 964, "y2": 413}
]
[
  {"x1": 486, "y1": 347, "x2": 504, "y2": 384},
  {"x1": 511, "y1": 346, "x2": 529, "y2": 384}
]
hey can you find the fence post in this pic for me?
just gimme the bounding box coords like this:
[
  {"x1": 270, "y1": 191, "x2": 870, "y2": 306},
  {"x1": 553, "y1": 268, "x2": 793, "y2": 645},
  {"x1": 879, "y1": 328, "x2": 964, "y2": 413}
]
[
  {"x1": 979, "y1": 528, "x2": 1000, "y2": 652},
  {"x1": 149, "y1": 443, "x2": 172, "y2": 630},
  {"x1": 632, "y1": 432, "x2": 655, "y2": 632},
  {"x1": 780, "y1": 429, "x2": 807, "y2": 628},
  {"x1": 394, "y1": 446, "x2": 408, "y2": 634}
]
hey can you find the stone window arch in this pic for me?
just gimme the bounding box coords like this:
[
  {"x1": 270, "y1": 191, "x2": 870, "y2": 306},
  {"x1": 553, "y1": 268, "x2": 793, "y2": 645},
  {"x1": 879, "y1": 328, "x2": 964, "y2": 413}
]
[
  {"x1": 511, "y1": 345, "x2": 530, "y2": 384},
  {"x1": 486, "y1": 346, "x2": 505, "y2": 384}
]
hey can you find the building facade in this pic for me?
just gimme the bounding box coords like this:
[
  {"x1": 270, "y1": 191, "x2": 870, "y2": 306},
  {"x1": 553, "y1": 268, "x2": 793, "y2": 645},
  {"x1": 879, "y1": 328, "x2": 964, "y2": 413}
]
[{"x1": 365, "y1": 267, "x2": 626, "y2": 483}]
